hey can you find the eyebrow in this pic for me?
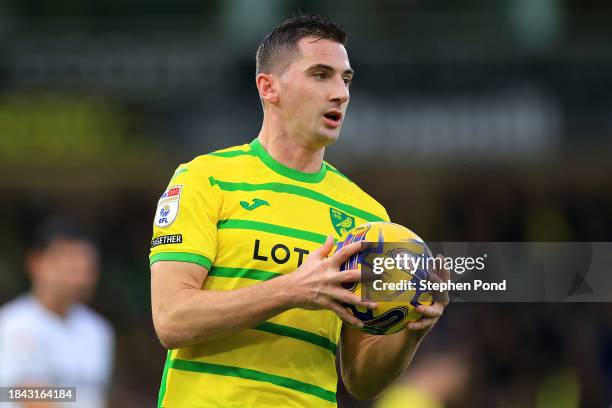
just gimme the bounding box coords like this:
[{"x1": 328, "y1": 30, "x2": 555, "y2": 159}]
[{"x1": 306, "y1": 64, "x2": 354, "y2": 78}]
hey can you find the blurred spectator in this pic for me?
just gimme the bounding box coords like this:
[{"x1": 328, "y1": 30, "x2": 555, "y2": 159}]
[
  {"x1": 536, "y1": 368, "x2": 580, "y2": 408},
  {"x1": 0, "y1": 219, "x2": 114, "y2": 408},
  {"x1": 373, "y1": 350, "x2": 471, "y2": 408}
]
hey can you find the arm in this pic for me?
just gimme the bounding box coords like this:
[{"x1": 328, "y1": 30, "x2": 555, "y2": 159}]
[
  {"x1": 151, "y1": 237, "x2": 377, "y2": 349},
  {"x1": 339, "y1": 261, "x2": 450, "y2": 400},
  {"x1": 151, "y1": 261, "x2": 296, "y2": 348},
  {"x1": 339, "y1": 306, "x2": 441, "y2": 400}
]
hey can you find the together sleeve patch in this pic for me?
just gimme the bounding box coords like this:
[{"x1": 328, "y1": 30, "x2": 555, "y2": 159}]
[{"x1": 151, "y1": 234, "x2": 183, "y2": 248}]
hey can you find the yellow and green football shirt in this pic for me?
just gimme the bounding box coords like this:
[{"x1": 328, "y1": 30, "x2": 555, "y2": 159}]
[{"x1": 150, "y1": 138, "x2": 389, "y2": 408}]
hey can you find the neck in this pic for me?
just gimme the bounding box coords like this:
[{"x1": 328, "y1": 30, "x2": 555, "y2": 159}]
[
  {"x1": 32, "y1": 287, "x2": 71, "y2": 318},
  {"x1": 257, "y1": 116, "x2": 326, "y2": 173}
]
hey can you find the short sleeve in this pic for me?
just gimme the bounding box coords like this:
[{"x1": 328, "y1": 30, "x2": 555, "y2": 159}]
[{"x1": 149, "y1": 159, "x2": 221, "y2": 270}]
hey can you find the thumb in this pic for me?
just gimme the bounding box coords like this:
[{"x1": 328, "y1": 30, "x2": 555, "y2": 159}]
[{"x1": 312, "y1": 235, "x2": 335, "y2": 259}]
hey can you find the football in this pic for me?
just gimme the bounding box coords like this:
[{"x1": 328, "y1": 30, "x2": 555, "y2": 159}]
[{"x1": 336, "y1": 222, "x2": 434, "y2": 335}]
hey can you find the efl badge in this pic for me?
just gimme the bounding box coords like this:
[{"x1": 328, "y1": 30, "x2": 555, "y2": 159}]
[
  {"x1": 155, "y1": 185, "x2": 182, "y2": 228},
  {"x1": 330, "y1": 207, "x2": 355, "y2": 237}
]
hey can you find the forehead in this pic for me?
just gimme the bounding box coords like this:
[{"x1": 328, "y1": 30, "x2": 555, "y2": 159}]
[{"x1": 292, "y1": 36, "x2": 351, "y2": 70}]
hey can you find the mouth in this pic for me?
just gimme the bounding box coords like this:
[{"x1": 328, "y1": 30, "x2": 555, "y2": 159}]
[{"x1": 323, "y1": 110, "x2": 343, "y2": 128}]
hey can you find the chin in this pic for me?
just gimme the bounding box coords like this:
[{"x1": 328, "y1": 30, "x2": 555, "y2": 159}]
[{"x1": 315, "y1": 130, "x2": 341, "y2": 146}]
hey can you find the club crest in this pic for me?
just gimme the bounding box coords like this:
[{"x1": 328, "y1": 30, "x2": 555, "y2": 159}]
[{"x1": 329, "y1": 207, "x2": 355, "y2": 237}]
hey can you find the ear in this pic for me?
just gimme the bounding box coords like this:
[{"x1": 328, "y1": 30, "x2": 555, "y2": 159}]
[{"x1": 256, "y1": 73, "x2": 279, "y2": 104}]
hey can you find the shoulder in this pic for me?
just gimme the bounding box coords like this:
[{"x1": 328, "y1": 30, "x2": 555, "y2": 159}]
[
  {"x1": 162, "y1": 143, "x2": 253, "y2": 192},
  {"x1": 0, "y1": 295, "x2": 41, "y2": 330},
  {"x1": 182, "y1": 143, "x2": 254, "y2": 174},
  {"x1": 0, "y1": 296, "x2": 54, "y2": 347},
  {"x1": 324, "y1": 162, "x2": 390, "y2": 222}
]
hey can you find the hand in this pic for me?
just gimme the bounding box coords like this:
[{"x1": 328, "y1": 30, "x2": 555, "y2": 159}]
[
  {"x1": 408, "y1": 254, "x2": 450, "y2": 331},
  {"x1": 285, "y1": 235, "x2": 377, "y2": 327}
]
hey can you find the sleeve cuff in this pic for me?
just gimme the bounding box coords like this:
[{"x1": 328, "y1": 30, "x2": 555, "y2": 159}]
[{"x1": 149, "y1": 252, "x2": 213, "y2": 269}]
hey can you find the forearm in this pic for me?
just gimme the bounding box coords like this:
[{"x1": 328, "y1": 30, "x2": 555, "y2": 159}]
[
  {"x1": 152, "y1": 239, "x2": 372, "y2": 349},
  {"x1": 341, "y1": 327, "x2": 429, "y2": 400},
  {"x1": 154, "y1": 274, "x2": 294, "y2": 348}
]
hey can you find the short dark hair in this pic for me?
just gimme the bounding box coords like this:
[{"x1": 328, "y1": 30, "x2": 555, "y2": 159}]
[
  {"x1": 31, "y1": 217, "x2": 96, "y2": 251},
  {"x1": 256, "y1": 14, "x2": 347, "y2": 76}
]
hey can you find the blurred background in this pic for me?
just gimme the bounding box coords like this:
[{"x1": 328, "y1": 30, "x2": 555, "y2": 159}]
[{"x1": 1, "y1": 0, "x2": 612, "y2": 406}]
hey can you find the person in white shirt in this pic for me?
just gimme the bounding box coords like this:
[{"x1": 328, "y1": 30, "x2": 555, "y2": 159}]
[{"x1": 0, "y1": 219, "x2": 114, "y2": 408}]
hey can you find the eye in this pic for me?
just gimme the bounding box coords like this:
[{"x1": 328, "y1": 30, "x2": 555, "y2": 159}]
[
  {"x1": 313, "y1": 72, "x2": 327, "y2": 80},
  {"x1": 343, "y1": 77, "x2": 352, "y2": 86}
]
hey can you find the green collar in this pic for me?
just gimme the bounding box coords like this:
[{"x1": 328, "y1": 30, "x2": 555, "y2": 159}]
[{"x1": 249, "y1": 138, "x2": 327, "y2": 183}]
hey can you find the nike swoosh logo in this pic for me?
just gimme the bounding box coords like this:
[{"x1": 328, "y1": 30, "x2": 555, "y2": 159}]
[{"x1": 240, "y1": 198, "x2": 270, "y2": 211}]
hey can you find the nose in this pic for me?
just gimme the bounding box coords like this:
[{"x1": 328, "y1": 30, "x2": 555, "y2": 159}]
[{"x1": 329, "y1": 76, "x2": 349, "y2": 104}]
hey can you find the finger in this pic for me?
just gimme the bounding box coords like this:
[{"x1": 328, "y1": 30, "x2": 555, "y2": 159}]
[
  {"x1": 416, "y1": 303, "x2": 444, "y2": 318},
  {"x1": 433, "y1": 290, "x2": 450, "y2": 305},
  {"x1": 424, "y1": 274, "x2": 450, "y2": 304},
  {"x1": 428, "y1": 255, "x2": 450, "y2": 305},
  {"x1": 427, "y1": 270, "x2": 443, "y2": 284},
  {"x1": 335, "y1": 269, "x2": 361, "y2": 283},
  {"x1": 408, "y1": 317, "x2": 438, "y2": 331},
  {"x1": 331, "y1": 288, "x2": 377, "y2": 309},
  {"x1": 433, "y1": 254, "x2": 451, "y2": 281},
  {"x1": 325, "y1": 300, "x2": 364, "y2": 328},
  {"x1": 336, "y1": 268, "x2": 378, "y2": 285},
  {"x1": 328, "y1": 241, "x2": 364, "y2": 266},
  {"x1": 311, "y1": 235, "x2": 335, "y2": 260}
]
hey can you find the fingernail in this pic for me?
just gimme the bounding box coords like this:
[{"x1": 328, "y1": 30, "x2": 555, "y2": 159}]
[
  {"x1": 357, "y1": 322, "x2": 364, "y2": 328},
  {"x1": 369, "y1": 302, "x2": 378, "y2": 309}
]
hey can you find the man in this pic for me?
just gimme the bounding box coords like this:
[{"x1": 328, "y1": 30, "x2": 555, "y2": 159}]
[
  {"x1": 0, "y1": 219, "x2": 114, "y2": 408},
  {"x1": 150, "y1": 15, "x2": 446, "y2": 407}
]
